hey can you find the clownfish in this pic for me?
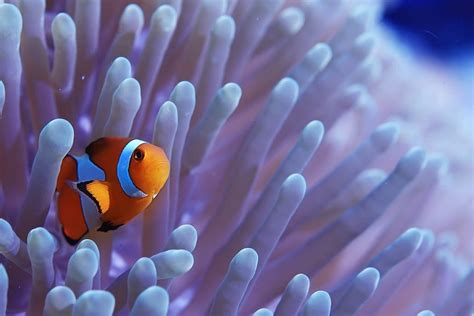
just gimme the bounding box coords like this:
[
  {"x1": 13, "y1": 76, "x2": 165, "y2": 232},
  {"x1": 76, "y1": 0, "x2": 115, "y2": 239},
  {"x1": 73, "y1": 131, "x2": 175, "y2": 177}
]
[{"x1": 55, "y1": 137, "x2": 170, "y2": 245}]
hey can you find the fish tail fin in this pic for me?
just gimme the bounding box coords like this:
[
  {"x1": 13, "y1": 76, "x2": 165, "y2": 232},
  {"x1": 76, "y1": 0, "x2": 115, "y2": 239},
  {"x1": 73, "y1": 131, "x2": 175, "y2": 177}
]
[
  {"x1": 58, "y1": 185, "x2": 89, "y2": 245},
  {"x1": 62, "y1": 227, "x2": 84, "y2": 246}
]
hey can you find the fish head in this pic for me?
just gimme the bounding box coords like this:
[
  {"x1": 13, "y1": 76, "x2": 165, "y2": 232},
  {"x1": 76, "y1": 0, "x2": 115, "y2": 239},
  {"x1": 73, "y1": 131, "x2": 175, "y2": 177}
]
[{"x1": 128, "y1": 142, "x2": 170, "y2": 198}]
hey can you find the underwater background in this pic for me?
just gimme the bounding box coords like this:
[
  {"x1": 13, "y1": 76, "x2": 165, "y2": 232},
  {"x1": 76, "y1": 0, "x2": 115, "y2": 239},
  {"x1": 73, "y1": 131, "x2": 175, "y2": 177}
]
[{"x1": 0, "y1": 0, "x2": 473, "y2": 315}]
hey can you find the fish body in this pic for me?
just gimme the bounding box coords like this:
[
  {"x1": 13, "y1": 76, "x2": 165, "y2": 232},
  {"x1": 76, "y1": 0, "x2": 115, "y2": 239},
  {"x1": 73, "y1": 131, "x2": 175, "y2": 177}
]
[{"x1": 56, "y1": 137, "x2": 170, "y2": 245}]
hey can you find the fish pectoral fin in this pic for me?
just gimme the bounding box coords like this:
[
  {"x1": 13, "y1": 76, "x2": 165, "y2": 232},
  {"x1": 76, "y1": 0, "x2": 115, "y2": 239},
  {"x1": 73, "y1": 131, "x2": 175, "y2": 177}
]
[{"x1": 73, "y1": 180, "x2": 111, "y2": 214}]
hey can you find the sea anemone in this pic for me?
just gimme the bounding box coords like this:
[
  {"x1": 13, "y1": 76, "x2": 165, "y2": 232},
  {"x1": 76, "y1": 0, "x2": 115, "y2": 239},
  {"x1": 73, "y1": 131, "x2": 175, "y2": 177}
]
[{"x1": 0, "y1": 0, "x2": 472, "y2": 315}]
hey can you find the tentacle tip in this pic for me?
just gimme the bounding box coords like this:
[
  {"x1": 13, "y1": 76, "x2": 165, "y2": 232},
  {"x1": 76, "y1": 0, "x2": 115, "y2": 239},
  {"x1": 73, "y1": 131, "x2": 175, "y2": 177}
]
[
  {"x1": 232, "y1": 248, "x2": 259, "y2": 277},
  {"x1": 274, "y1": 77, "x2": 300, "y2": 102},
  {"x1": 44, "y1": 286, "x2": 76, "y2": 313},
  {"x1": 417, "y1": 310, "x2": 435, "y2": 316},
  {"x1": 283, "y1": 173, "x2": 307, "y2": 198},
  {"x1": 77, "y1": 238, "x2": 99, "y2": 251},
  {"x1": 76, "y1": 239, "x2": 100, "y2": 263},
  {"x1": 402, "y1": 227, "x2": 424, "y2": 250},
  {"x1": 151, "y1": 285, "x2": 169, "y2": 301},
  {"x1": 288, "y1": 273, "x2": 310, "y2": 291},
  {"x1": 176, "y1": 80, "x2": 195, "y2": 92},
  {"x1": 253, "y1": 308, "x2": 273, "y2": 316},
  {"x1": 152, "y1": 250, "x2": 194, "y2": 278},
  {"x1": 306, "y1": 290, "x2": 331, "y2": 313},
  {"x1": 0, "y1": 219, "x2": 15, "y2": 253},
  {"x1": 396, "y1": 147, "x2": 426, "y2": 180},
  {"x1": 172, "y1": 81, "x2": 196, "y2": 105},
  {"x1": 371, "y1": 121, "x2": 400, "y2": 151},
  {"x1": 131, "y1": 286, "x2": 169, "y2": 313},
  {"x1": 170, "y1": 224, "x2": 198, "y2": 252},
  {"x1": 114, "y1": 78, "x2": 142, "y2": 107},
  {"x1": 68, "y1": 248, "x2": 99, "y2": 280},
  {"x1": 111, "y1": 56, "x2": 132, "y2": 70},
  {"x1": 312, "y1": 290, "x2": 331, "y2": 302},
  {"x1": 309, "y1": 42, "x2": 333, "y2": 69},
  {"x1": 74, "y1": 290, "x2": 115, "y2": 314},
  {"x1": 52, "y1": 13, "x2": 75, "y2": 39},
  {"x1": 129, "y1": 257, "x2": 157, "y2": 283},
  {"x1": 217, "y1": 83, "x2": 241, "y2": 114},
  {"x1": 39, "y1": 119, "x2": 75, "y2": 156},
  {"x1": 302, "y1": 120, "x2": 325, "y2": 148},
  {"x1": 213, "y1": 15, "x2": 236, "y2": 39},
  {"x1": 203, "y1": 0, "x2": 227, "y2": 15},
  {"x1": 153, "y1": 5, "x2": 177, "y2": 32},
  {"x1": 158, "y1": 101, "x2": 178, "y2": 121},
  {"x1": 352, "y1": 169, "x2": 386, "y2": 199},
  {"x1": 357, "y1": 267, "x2": 380, "y2": 290},
  {"x1": 351, "y1": 5, "x2": 378, "y2": 28},
  {"x1": 120, "y1": 4, "x2": 144, "y2": 33},
  {"x1": 27, "y1": 227, "x2": 56, "y2": 260},
  {"x1": 354, "y1": 33, "x2": 376, "y2": 56},
  {"x1": 0, "y1": 4, "x2": 22, "y2": 35},
  {"x1": 279, "y1": 7, "x2": 305, "y2": 35},
  {"x1": 359, "y1": 168, "x2": 387, "y2": 184},
  {"x1": 222, "y1": 82, "x2": 242, "y2": 101},
  {"x1": 177, "y1": 251, "x2": 195, "y2": 274}
]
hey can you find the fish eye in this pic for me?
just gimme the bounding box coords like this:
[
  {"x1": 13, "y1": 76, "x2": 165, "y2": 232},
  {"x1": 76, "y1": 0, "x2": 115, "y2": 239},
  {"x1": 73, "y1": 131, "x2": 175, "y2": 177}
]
[{"x1": 133, "y1": 149, "x2": 145, "y2": 161}]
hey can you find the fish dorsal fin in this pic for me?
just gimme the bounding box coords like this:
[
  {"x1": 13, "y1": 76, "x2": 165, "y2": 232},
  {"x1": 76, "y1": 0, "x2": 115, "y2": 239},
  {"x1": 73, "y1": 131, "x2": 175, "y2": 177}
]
[
  {"x1": 85, "y1": 137, "x2": 132, "y2": 157},
  {"x1": 76, "y1": 180, "x2": 111, "y2": 214},
  {"x1": 85, "y1": 137, "x2": 110, "y2": 156}
]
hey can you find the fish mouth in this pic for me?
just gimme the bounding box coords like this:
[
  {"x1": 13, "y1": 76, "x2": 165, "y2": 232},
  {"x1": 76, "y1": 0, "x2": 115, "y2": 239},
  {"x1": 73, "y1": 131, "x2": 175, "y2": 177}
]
[{"x1": 152, "y1": 193, "x2": 158, "y2": 199}]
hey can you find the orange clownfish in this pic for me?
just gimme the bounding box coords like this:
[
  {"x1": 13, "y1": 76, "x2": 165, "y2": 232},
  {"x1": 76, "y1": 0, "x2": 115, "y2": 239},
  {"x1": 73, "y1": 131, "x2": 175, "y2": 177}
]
[{"x1": 55, "y1": 137, "x2": 170, "y2": 245}]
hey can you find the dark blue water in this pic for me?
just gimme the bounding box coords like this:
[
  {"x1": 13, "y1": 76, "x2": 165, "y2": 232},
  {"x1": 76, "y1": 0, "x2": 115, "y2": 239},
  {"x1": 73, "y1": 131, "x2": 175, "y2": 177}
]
[{"x1": 383, "y1": 0, "x2": 474, "y2": 59}]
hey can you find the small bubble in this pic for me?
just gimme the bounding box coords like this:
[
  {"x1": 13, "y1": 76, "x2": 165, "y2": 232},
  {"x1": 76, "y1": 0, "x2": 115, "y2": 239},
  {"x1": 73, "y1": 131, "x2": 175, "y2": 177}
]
[{"x1": 81, "y1": 75, "x2": 85, "y2": 80}]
